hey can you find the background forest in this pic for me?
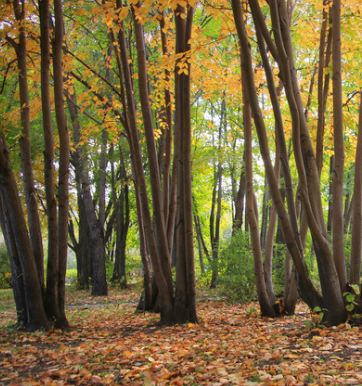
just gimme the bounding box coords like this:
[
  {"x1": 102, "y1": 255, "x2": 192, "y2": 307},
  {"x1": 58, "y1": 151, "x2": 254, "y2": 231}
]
[{"x1": 1, "y1": 0, "x2": 362, "y2": 330}]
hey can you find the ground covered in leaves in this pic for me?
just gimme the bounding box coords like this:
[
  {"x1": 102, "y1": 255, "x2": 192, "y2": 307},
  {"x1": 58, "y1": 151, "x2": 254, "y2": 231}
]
[{"x1": 1, "y1": 286, "x2": 362, "y2": 385}]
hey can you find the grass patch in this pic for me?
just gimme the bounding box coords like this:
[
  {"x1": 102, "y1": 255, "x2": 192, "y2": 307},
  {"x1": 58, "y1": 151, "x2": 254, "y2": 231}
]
[{"x1": 0, "y1": 289, "x2": 14, "y2": 312}]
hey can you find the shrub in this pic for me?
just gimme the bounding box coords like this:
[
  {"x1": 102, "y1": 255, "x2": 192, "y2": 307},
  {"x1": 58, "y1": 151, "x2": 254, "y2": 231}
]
[
  {"x1": 219, "y1": 230, "x2": 256, "y2": 302},
  {"x1": 0, "y1": 243, "x2": 11, "y2": 289},
  {"x1": 272, "y1": 242, "x2": 287, "y2": 288}
]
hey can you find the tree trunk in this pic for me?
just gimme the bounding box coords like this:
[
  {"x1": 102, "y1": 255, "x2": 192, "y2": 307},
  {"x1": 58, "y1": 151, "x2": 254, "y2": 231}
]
[
  {"x1": 344, "y1": 193, "x2": 353, "y2": 235},
  {"x1": 99, "y1": 129, "x2": 108, "y2": 228},
  {"x1": 0, "y1": 192, "x2": 27, "y2": 325},
  {"x1": 209, "y1": 100, "x2": 224, "y2": 289},
  {"x1": 243, "y1": 0, "x2": 346, "y2": 325},
  {"x1": 117, "y1": 3, "x2": 174, "y2": 323},
  {"x1": 233, "y1": 0, "x2": 324, "y2": 316},
  {"x1": 327, "y1": 156, "x2": 334, "y2": 236},
  {"x1": 349, "y1": 93, "x2": 362, "y2": 287},
  {"x1": 173, "y1": 4, "x2": 198, "y2": 323},
  {"x1": 194, "y1": 213, "x2": 205, "y2": 274},
  {"x1": 233, "y1": 164, "x2": 245, "y2": 233},
  {"x1": 331, "y1": 0, "x2": 347, "y2": 293},
  {"x1": 66, "y1": 87, "x2": 107, "y2": 297},
  {"x1": 260, "y1": 181, "x2": 270, "y2": 252},
  {"x1": 241, "y1": 65, "x2": 275, "y2": 317},
  {"x1": 316, "y1": 3, "x2": 332, "y2": 174},
  {"x1": 39, "y1": 0, "x2": 61, "y2": 324},
  {"x1": 52, "y1": 0, "x2": 69, "y2": 328},
  {"x1": 159, "y1": 12, "x2": 173, "y2": 225},
  {"x1": 7, "y1": 0, "x2": 45, "y2": 299},
  {"x1": 111, "y1": 149, "x2": 130, "y2": 288},
  {"x1": 0, "y1": 135, "x2": 50, "y2": 330}
]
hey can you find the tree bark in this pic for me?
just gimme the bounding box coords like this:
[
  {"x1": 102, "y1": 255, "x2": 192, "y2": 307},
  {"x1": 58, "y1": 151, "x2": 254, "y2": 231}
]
[
  {"x1": 66, "y1": 87, "x2": 107, "y2": 297},
  {"x1": 0, "y1": 192, "x2": 27, "y2": 325},
  {"x1": 233, "y1": 164, "x2": 245, "y2": 233},
  {"x1": 245, "y1": 0, "x2": 346, "y2": 325},
  {"x1": 0, "y1": 135, "x2": 50, "y2": 330},
  {"x1": 327, "y1": 156, "x2": 334, "y2": 236},
  {"x1": 7, "y1": 0, "x2": 45, "y2": 299},
  {"x1": 117, "y1": 3, "x2": 174, "y2": 323},
  {"x1": 111, "y1": 148, "x2": 130, "y2": 288},
  {"x1": 233, "y1": 0, "x2": 324, "y2": 315},
  {"x1": 173, "y1": 4, "x2": 198, "y2": 323},
  {"x1": 39, "y1": 0, "x2": 61, "y2": 324},
  {"x1": 349, "y1": 93, "x2": 362, "y2": 287},
  {"x1": 316, "y1": 3, "x2": 332, "y2": 175},
  {"x1": 331, "y1": 0, "x2": 347, "y2": 292}
]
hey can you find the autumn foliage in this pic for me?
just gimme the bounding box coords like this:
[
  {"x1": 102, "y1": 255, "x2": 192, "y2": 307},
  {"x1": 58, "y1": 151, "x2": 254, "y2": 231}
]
[{"x1": 2, "y1": 287, "x2": 362, "y2": 385}]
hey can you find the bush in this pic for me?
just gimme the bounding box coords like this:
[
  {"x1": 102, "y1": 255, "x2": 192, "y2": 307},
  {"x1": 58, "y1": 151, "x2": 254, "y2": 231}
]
[
  {"x1": 272, "y1": 243, "x2": 287, "y2": 288},
  {"x1": 219, "y1": 231, "x2": 256, "y2": 302},
  {"x1": 0, "y1": 243, "x2": 11, "y2": 289},
  {"x1": 66, "y1": 269, "x2": 78, "y2": 278}
]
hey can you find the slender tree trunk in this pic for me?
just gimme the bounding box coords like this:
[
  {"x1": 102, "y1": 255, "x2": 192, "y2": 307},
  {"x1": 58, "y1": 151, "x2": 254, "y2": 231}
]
[
  {"x1": 135, "y1": 182, "x2": 153, "y2": 311},
  {"x1": 349, "y1": 93, "x2": 362, "y2": 287},
  {"x1": 99, "y1": 129, "x2": 108, "y2": 228},
  {"x1": 193, "y1": 196, "x2": 211, "y2": 268},
  {"x1": 173, "y1": 5, "x2": 198, "y2": 323},
  {"x1": 0, "y1": 135, "x2": 50, "y2": 330},
  {"x1": 260, "y1": 181, "x2": 270, "y2": 252},
  {"x1": 316, "y1": 3, "x2": 332, "y2": 175},
  {"x1": 241, "y1": 60, "x2": 275, "y2": 317},
  {"x1": 332, "y1": 0, "x2": 347, "y2": 292},
  {"x1": 117, "y1": 4, "x2": 174, "y2": 323},
  {"x1": 194, "y1": 213, "x2": 205, "y2": 274},
  {"x1": 39, "y1": 0, "x2": 61, "y2": 323},
  {"x1": 7, "y1": 0, "x2": 45, "y2": 299},
  {"x1": 234, "y1": 0, "x2": 323, "y2": 314},
  {"x1": 0, "y1": 192, "x2": 27, "y2": 325},
  {"x1": 246, "y1": 0, "x2": 346, "y2": 325},
  {"x1": 233, "y1": 164, "x2": 245, "y2": 233},
  {"x1": 111, "y1": 149, "x2": 129, "y2": 288},
  {"x1": 132, "y1": 8, "x2": 173, "y2": 299},
  {"x1": 66, "y1": 88, "x2": 107, "y2": 297},
  {"x1": 264, "y1": 166, "x2": 280, "y2": 307},
  {"x1": 159, "y1": 12, "x2": 173, "y2": 225},
  {"x1": 327, "y1": 156, "x2": 334, "y2": 236},
  {"x1": 72, "y1": 177, "x2": 92, "y2": 290},
  {"x1": 344, "y1": 194, "x2": 353, "y2": 235},
  {"x1": 209, "y1": 100, "x2": 225, "y2": 288},
  {"x1": 51, "y1": 0, "x2": 70, "y2": 327}
]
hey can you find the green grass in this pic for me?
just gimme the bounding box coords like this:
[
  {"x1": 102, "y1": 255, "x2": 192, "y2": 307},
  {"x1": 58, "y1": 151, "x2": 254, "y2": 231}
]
[{"x1": 0, "y1": 288, "x2": 15, "y2": 313}]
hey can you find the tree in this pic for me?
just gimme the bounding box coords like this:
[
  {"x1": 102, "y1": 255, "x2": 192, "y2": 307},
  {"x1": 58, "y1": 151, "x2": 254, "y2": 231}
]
[
  {"x1": 231, "y1": 0, "x2": 362, "y2": 326},
  {"x1": 0, "y1": 0, "x2": 69, "y2": 330},
  {"x1": 64, "y1": 0, "x2": 198, "y2": 323},
  {"x1": 65, "y1": 82, "x2": 108, "y2": 297}
]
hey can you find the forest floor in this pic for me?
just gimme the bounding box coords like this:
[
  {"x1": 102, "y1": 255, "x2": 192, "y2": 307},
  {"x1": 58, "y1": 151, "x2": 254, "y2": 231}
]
[{"x1": 1, "y1": 285, "x2": 362, "y2": 386}]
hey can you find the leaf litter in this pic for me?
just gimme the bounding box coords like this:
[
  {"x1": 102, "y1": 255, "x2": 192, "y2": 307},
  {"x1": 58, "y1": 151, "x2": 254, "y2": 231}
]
[{"x1": 1, "y1": 287, "x2": 362, "y2": 385}]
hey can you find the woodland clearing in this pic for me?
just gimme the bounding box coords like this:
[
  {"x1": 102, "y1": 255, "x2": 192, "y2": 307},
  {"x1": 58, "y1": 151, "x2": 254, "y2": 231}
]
[{"x1": 1, "y1": 286, "x2": 362, "y2": 386}]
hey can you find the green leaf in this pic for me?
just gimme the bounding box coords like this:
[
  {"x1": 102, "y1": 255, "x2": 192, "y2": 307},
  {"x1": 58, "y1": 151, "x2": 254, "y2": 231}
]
[
  {"x1": 346, "y1": 294, "x2": 355, "y2": 303},
  {"x1": 350, "y1": 284, "x2": 360, "y2": 295}
]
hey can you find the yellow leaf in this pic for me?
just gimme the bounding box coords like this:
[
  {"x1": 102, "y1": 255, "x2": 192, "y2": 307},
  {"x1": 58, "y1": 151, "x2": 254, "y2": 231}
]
[
  {"x1": 119, "y1": 6, "x2": 129, "y2": 21},
  {"x1": 105, "y1": 17, "x2": 113, "y2": 28}
]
